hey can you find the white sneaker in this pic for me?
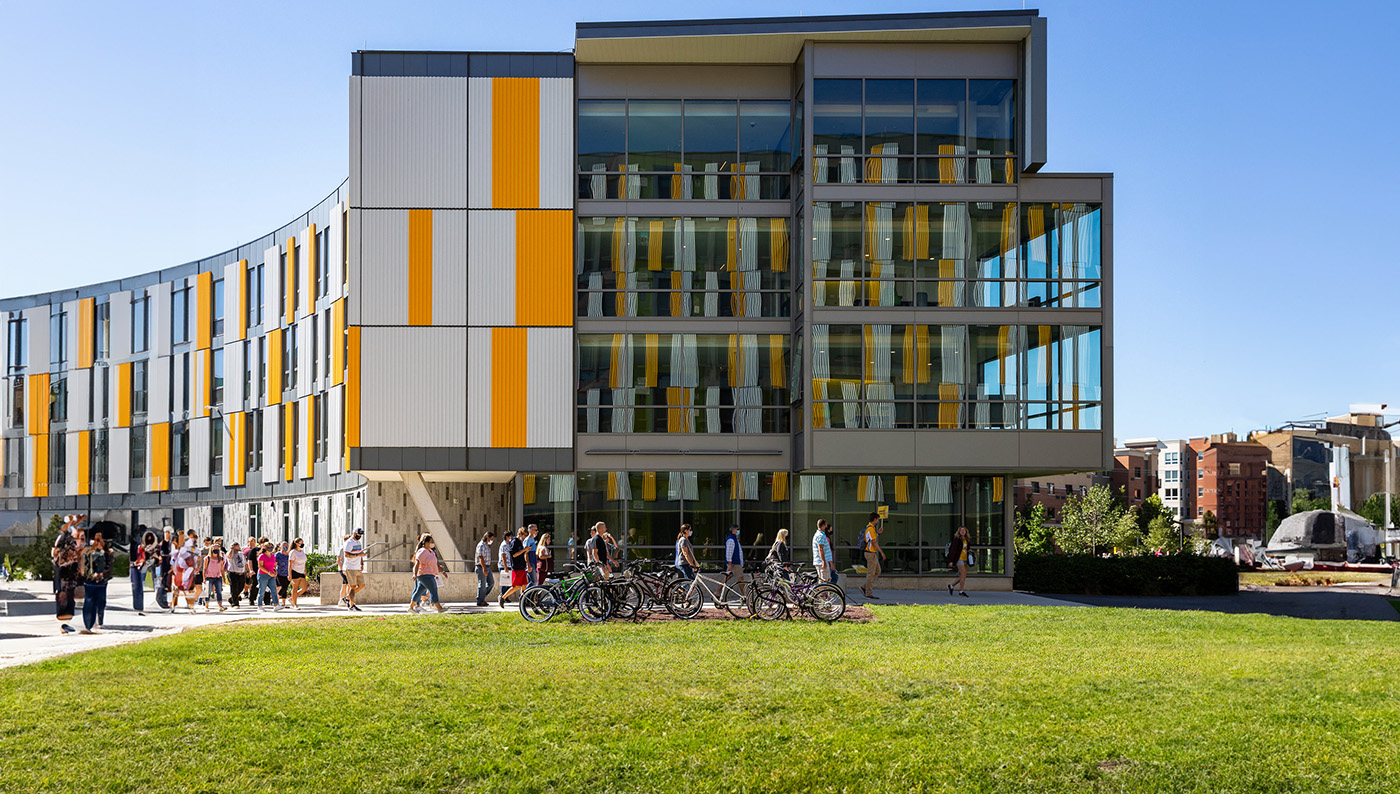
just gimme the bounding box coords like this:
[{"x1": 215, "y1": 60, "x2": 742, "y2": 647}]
[
  {"x1": 274, "y1": 605, "x2": 285, "y2": 611},
  {"x1": 257, "y1": 606, "x2": 265, "y2": 613}
]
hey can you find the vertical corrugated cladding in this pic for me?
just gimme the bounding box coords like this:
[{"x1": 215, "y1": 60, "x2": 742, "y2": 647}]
[
  {"x1": 224, "y1": 338, "x2": 245, "y2": 407},
  {"x1": 466, "y1": 327, "x2": 493, "y2": 447},
  {"x1": 108, "y1": 427, "x2": 129, "y2": 493},
  {"x1": 490, "y1": 328, "x2": 528, "y2": 448},
  {"x1": 149, "y1": 422, "x2": 170, "y2": 492},
  {"x1": 492, "y1": 77, "x2": 540, "y2": 210},
  {"x1": 30, "y1": 435, "x2": 48, "y2": 497},
  {"x1": 284, "y1": 236, "x2": 298, "y2": 325},
  {"x1": 331, "y1": 299, "x2": 346, "y2": 386},
  {"x1": 514, "y1": 210, "x2": 574, "y2": 327},
  {"x1": 407, "y1": 209, "x2": 434, "y2": 325},
  {"x1": 467, "y1": 211, "x2": 515, "y2": 325},
  {"x1": 526, "y1": 328, "x2": 573, "y2": 448},
  {"x1": 295, "y1": 316, "x2": 312, "y2": 399},
  {"x1": 431, "y1": 210, "x2": 467, "y2": 325},
  {"x1": 467, "y1": 78, "x2": 493, "y2": 208},
  {"x1": 349, "y1": 76, "x2": 362, "y2": 208},
  {"x1": 303, "y1": 225, "x2": 317, "y2": 318},
  {"x1": 283, "y1": 401, "x2": 295, "y2": 482},
  {"x1": 359, "y1": 327, "x2": 466, "y2": 448},
  {"x1": 359, "y1": 77, "x2": 469, "y2": 209},
  {"x1": 263, "y1": 245, "x2": 281, "y2": 329},
  {"x1": 359, "y1": 210, "x2": 409, "y2": 325},
  {"x1": 328, "y1": 202, "x2": 346, "y2": 299},
  {"x1": 196, "y1": 272, "x2": 213, "y2": 350},
  {"x1": 225, "y1": 260, "x2": 247, "y2": 340},
  {"x1": 109, "y1": 289, "x2": 132, "y2": 360},
  {"x1": 189, "y1": 416, "x2": 210, "y2": 489},
  {"x1": 346, "y1": 326, "x2": 360, "y2": 454},
  {"x1": 327, "y1": 385, "x2": 343, "y2": 475},
  {"x1": 76, "y1": 297, "x2": 95, "y2": 367},
  {"x1": 301, "y1": 396, "x2": 315, "y2": 479},
  {"x1": 537, "y1": 78, "x2": 574, "y2": 210},
  {"x1": 73, "y1": 431, "x2": 90, "y2": 496},
  {"x1": 262, "y1": 405, "x2": 280, "y2": 484}
]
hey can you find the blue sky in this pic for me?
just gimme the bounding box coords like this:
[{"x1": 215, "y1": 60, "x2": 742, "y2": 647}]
[{"x1": 1, "y1": 0, "x2": 1396, "y2": 442}]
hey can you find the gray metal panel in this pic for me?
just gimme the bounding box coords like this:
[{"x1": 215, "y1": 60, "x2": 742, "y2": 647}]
[
  {"x1": 432, "y1": 210, "x2": 468, "y2": 325},
  {"x1": 148, "y1": 349, "x2": 170, "y2": 423},
  {"x1": 1019, "y1": 431, "x2": 1105, "y2": 472},
  {"x1": 347, "y1": 209, "x2": 362, "y2": 324},
  {"x1": 526, "y1": 328, "x2": 572, "y2": 448},
  {"x1": 21, "y1": 306, "x2": 47, "y2": 375},
  {"x1": 575, "y1": 200, "x2": 791, "y2": 217},
  {"x1": 224, "y1": 338, "x2": 244, "y2": 409},
  {"x1": 359, "y1": 327, "x2": 467, "y2": 447},
  {"x1": 810, "y1": 41, "x2": 1019, "y2": 78},
  {"x1": 300, "y1": 226, "x2": 316, "y2": 322},
  {"x1": 1017, "y1": 174, "x2": 1105, "y2": 202},
  {"x1": 222, "y1": 262, "x2": 242, "y2": 339},
  {"x1": 576, "y1": 10, "x2": 1038, "y2": 39},
  {"x1": 810, "y1": 184, "x2": 1018, "y2": 203},
  {"x1": 262, "y1": 405, "x2": 280, "y2": 484},
  {"x1": 1024, "y1": 17, "x2": 1047, "y2": 172},
  {"x1": 262, "y1": 246, "x2": 281, "y2": 332},
  {"x1": 359, "y1": 210, "x2": 409, "y2": 325},
  {"x1": 108, "y1": 426, "x2": 129, "y2": 495},
  {"x1": 299, "y1": 398, "x2": 313, "y2": 479},
  {"x1": 466, "y1": 211, "x2": 514, "y2": 325},
  {"x1": 189, "y1": 416, "x2": 210, "y2": 489},
  {"x1": 466, "y1": 327, "x2": 493, "y2": 447},
  {"x1": 110, "y1": 291, "x2": 132, "y2": 362},
  {"x1": 538, "y1": 78, "x2": 574, "y2": 210},
  {"x1": 68, "y1": 368, "x2": 91, "y2": 431},
  {"x1": 467, "y1": 78, "x2": 492, "y2": 208},
  {"x1": 577, "y1": 65, "x2": 792, "y2": 99},
  {"x1": 359, "y1": 77, "x2": 469, "y2": 208},
  {"x1": 65, "y1": 432, "x2": 80, "y2": 496},
  {"x1": 1099, "y1": 176, "x2": 1114, "y2": 472},
  {"x1": 150, "y1": 281, "x2": 172, "y2": 358},
  {"x1": 575, "y1": 433, "x2": 789, "y2": 473}
]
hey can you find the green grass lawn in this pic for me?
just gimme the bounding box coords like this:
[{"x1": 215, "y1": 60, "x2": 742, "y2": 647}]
[
  {"x1": 1240, "y1": 570, "x2": 1390, "y2": 586},
  {"x1": 2, "y1": 607, "x2": 1397, "y2": 793}
]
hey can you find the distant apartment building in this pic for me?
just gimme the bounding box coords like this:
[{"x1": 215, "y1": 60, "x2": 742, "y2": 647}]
[
  {"x1": 1187, "y1": 434, "x2": 1269, "y2": 538},
  {"x1": 1014, "y1": 470, "x2": 1111, "y2": 523},
  {"x1": 1251, "y1": 410, "x2": 1398, "y2": 512},
  {"x1": 1114, "y1": 438, "x2": 1162, "y2": 508},
  {"x1": 1155, "y1": 439, "x2": 1189, "y2": 519}
]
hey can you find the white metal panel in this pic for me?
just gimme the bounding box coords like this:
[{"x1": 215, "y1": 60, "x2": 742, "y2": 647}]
[
  {"x1": 262, "y1": 405, "x2": 280, "y2": 484},
  {"x1": 467, "y1": 327, "x2": 493, "y2": 447},
  {"x1": 68, "y1": 368, "x2": 91, "y2": 431},
  {"x1": 328, "y1": 202, "x2": 346, "y2": 299},
  {"x1": 299, "y1": 398, "x2": 312, "y2": 480},
  {"x1": 222, "y1": 262, "x2": 242, "y2": 337},
  {"x1": 359, "y1": 327, "x2": 466, "y2": 448},
  {"x1": 24, "y1": 436, "x2": 35, "y2": 497},
  {"x1": 151, "y1": 281, "x2": 171, "y2": 357},
  {"x1": 22, "y1": 306, "x2": 47, "y2": 375},
  {"x1": 301, "y1": 226, "x2": 315, "y2": 320},
  {"x1": 349, "y1": 77, "x2": 362, "y2": 207},
  {"x1": 148, "y1": 352, "x2": 170, "y2": 423},
  {"x1": 327, "y1": 385, "x2": 343, "y2": 475},
  {"x1": 538, "y1": 78, "x2": 574, "y2": 210},
  {"x1": 467, "y1": 211, "x2": 515, "y2": 326},
  {"x1": 110, "y1": 291, "x2": 132, "y2": 361},
  {"x1": 348, "y1": 209, "x2": 362, "y2": 325},
  {"x1": 432, "y1": 210, "x2": 467, "y2": 325},
  {"x1": 359, "y1": 210, "x2": 408, "y2": 325},
  {"x1": 360, "y1": 77, "x2": 469, "y2": 208},
  {"x1": 171, "y1": 353, "x2": 186, "y2": 420},
  {"x1": 65, "y1": 432, "x2": 80, "y2": 496},
  {"x1": 108, "y1": 426, "x2": 129, "y2": 495},
  {"x1": 526, "y1": 328, "x2": 573, "y2": 448},
  {"x1": 263, "y1": 245, "x2": 281, "y2": 330},
  {"x1": 296, "y1": 317, "x2": 312, "y2": 399},
  {"x1": 224, "y1": 339, "x2": 245, "y2": 410},
  {"x1": 189, "y1": 416, "x2": 210, "y2": 489},
  {"x1": 467, "y1": 77, "x2": 492, "y2": 208}
]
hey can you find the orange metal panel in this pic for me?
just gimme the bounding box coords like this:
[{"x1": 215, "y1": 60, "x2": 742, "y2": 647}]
[
  {"x1": 27, "y1": 373, "x2": 49, "y2": 435},
  {"x1": 284, "y1": 237, "x2": 297, "y2": 325},
  {"x1": 75, "y1": 430, "x2": 90, "y2": 496},
  {"x1": 284, "y1": 402, "x2": 294, "y2": 482},
  {"x1": 346, "y1": 326, "x2": 360, "y2": 452},
  {"x1": 266, "y1": 328, "x2": 283, "y2": 405},
  {"x1": 149, "y1": 422, "x2": 169, "y2": 492},
  {"x1": 490, "y1": 327, "x2": 527, "y2": 447},
  {"x1": 491, "y1": 78, "x2": 540, "y2": 209},
  {"x1": 514, "y1": 210, "x2": 573, "y2": 326},
  {"x1": 330, "y1": 300, "x2": 345, "y2": 386},
  {"x1": 236, "y1": 259, "x2": 248, "y2": 341},
  {"x1": 305, "y1": 224, "x2": 317, "y2": 317},
  {"x1": 77, "y1": 298, "x2": 95, "y2": 367},
  {"x1": 407, "y1": 210, "x2": 433, "y2": 326},
  {"x1": 196, "y1": 271, "x2": 212, "y2": 350},
  {"x1": 32, "y1": 434, "x2": 49, "y2": 497}
]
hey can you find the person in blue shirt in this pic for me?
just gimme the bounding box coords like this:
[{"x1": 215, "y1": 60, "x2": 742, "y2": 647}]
[
  {"x1": 723, "y1": 524, "x2": 745, "y2": 598},
  {"x1": 524, "y1": 524, "x2": 540, "y2": 587},
  {"x1": 812, "y1": 519, "x2": 834, "y2": 583}
]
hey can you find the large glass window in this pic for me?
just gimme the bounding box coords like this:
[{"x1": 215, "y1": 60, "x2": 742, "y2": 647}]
[
  {"x1": 812, "y1": 324, "x2": 1101, "y2": 430},
  {"x1": 579, "y1": 99, "x2": 791, "y2": 200},
  {"x1": 578, "y1": 333, "x2": 789, "y2": 434},
  {"x1": 50, "y1": 310, "x2": 67, "y2": 365},
  {"x1": 5, "y1": 317, "x2": 26, "y2": 371},
  {"x1": 814, "y1": 78, "x2": 1016, "y2": 184},
  {"x1": 131, "y1": 360, "x2": 148, "y2": 416},
  {"x1": 811, "y1": 201, "x2": 1099, "y2": 308},
  {"x1": 131, "y1": 294, "x2": 149, "y2": 353},
  {"x1": 94, "y1": 300, "x2": 110, "y2": 360},
  {"x1": 130, "y1": 424, "x2": 146, "y2": 480},
  {"x1": 171, "y1": 287, "x2": 189, "y2": 344},
  {"x1": 577, "y1": 215, "x2": 790, "y2": 318}
]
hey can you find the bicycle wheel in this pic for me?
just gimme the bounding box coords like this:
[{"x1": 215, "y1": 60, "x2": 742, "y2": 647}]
[
  {"x1": 807, "y1": 583, "x2": 847, "y2": 622},
  {"x1": 752, "y1": 584, "x2": 788, "y2": 621},
  {"x1": 577, "y1": 583, "x2": 613, "y2": 623},
  {"x1": 665, "y1": 579, "x2": 704, "y2": 619},
  {"x1": 519, "y1": 586, "x2": 558, "y2": 623},
  {"x1": 722, "y1": 583, "x2": 754, "y2": 620},
  {"x1": 610, "y1": 581, "x2": 643, "y2": 620}
]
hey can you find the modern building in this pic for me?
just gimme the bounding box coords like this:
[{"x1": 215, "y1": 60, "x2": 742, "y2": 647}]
[
  {"x1": 1251, "y1": 410, "x2": 1397, "y2": 514},
  {"x1": 1113, "y1": 438, "x2": 1162, "y2": 509},
  {"x1": 1187, "y1": 434, "x2": 1268, "y2": 539},
  {"x1": 0, "y1": 9, "x2": 1111, "y2": 589}
]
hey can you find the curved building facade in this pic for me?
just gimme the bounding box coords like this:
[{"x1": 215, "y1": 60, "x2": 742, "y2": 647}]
[{"x1": 2, "y1": 9, "x2": 1111, "y2": 589}]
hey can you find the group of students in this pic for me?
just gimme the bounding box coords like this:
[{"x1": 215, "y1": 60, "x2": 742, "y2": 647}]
[
  {"x1": 470, "y1": 524, "x2": 558, "y2": 608},
  {"x1": 127, "y1": 528, "x2": 313, "y2": 614}
]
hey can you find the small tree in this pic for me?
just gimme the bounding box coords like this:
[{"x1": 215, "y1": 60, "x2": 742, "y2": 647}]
[
  {"x1": 1136, "y1": 494, "x2": 1172, "y2": 533},
  {"x1": 1015, "y1": 500, "x2": 1055, "y2": 555},
  {"x1": 1109, "y1": 506, "x2": 1145, "y2": 554},
  {"x1": 1292, "y1": 488, "x2": 1330, "y2": 515},
  {"x1": 1145, "y1": 514, "x2": 1180, "y2": 553},
  {"x1": 1356, "y1": 493, "x2": 1400, "y2": 528},
  {"x1": 1058, "y1": 484, "x2": 1123, "y2": 554}
]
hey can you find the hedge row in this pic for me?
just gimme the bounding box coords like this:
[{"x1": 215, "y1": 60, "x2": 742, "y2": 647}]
[{"x1": 1013, "y1": 554, "x2": 1239, "y2": 596}]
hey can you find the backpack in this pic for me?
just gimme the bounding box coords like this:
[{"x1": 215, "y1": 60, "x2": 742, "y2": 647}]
[{"x1": 89, "y1": 551, "x2": 108, "y2": 577}]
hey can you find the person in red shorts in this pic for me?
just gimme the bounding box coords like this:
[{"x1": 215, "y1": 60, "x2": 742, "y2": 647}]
[{"x1": 498, "y1": 527, "x2": 530, "y2": 608}]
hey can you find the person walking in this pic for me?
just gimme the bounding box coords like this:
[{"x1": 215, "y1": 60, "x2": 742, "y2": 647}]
[
  {"x1": 724, "y1": 524, "x2": 745, "y2": 598},
  {"x1": 193, "y1": 537, "x2": 212, "y2": 609},
  {"x1": 130, "y1": 530, "x2": 158, "y2": 616},
  {"x1": 766, "y1": 528, "x2": 792, "y2": 579},
  {"x1": 407, "y1": 534, "x2": 445, "y2": 614},
  {"x1": 287, "y1": 538, "x2": 308, "y2": 608},
  {"x1": 536, "y1": 532, "x2": 554, "y2": 583},
  {"x1": 256, "y1": 542, "x2": 284, "y2": 612},
  {"x1": 524, "y1": 525, "x2": 540, "y2": 587},
  {"x1": 202, "y1": 547, "x2": 227, "y2": 611},
  {"x1": 474, "y1": 531, "x2": 495, "y2": 607},
  {"x1": 79, "y1": 533, "x2": 114, "y2": 634},
  {"x1": 947, "y1": 526, "x2": 971, "y2": 598},
  {"x1": 812, "y1": 519, "x2": 834, "y2": 583},
  {"x1": 171, "y1": 543, "x2": 197, "y2": 613},
  {"x1": 498, "y1": 527, "x2": 529, "y2": 608},
  {"x1": 154, "y1": 526, "x2": 174, "y2": 611},
  {"x1": 862, "y1": 512, "x2": 885, "y2": 600},
  {"x1": 593, "y1": 522, "x2": 613, "y2": 578},
  {"x1": 675, "y1": 524, "x2": 698, "y2": 580},
  {"x1": 497, "y1": 532, "x2": 513, "y2": 595},
  {"x1": 226, "y1": 542, "x2": 248, "y2": 608},
  {"x1": 341, "y1": 529, "x2": 366, "y2": 611},
  {"x1": 51, "y1": 518, "x2": 83, "y2": 635},
  {"x1": 274, "y1": 542, "x2": 291, "y2": 603}
]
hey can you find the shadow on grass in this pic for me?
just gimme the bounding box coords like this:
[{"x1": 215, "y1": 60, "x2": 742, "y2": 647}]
[{"x1": 1050, "y1": 589, "x2": 1400, "y2": 622}]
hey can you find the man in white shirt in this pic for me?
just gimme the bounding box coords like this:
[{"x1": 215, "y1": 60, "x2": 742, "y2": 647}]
[
  {"x1": 341, "y1": 529, "x2": 366, "y2": 611},
  {"x1": 475, "y1": 531, "x2": 495, "y2": 607}
]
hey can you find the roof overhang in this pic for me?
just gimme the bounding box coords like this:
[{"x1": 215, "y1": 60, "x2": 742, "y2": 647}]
[{"x1": 575, "y1": 10, "x2": 1039, "y2": 65}]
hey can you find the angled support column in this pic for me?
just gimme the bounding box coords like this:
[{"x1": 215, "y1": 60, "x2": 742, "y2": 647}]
[{"x1": 400, "y1": 472, "x2": 465, "y2": 568}]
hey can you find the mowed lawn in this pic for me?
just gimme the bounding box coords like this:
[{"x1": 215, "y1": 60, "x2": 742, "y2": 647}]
[{"x1": 2, "y1": 607, "x2": 1397, "y2": 794}]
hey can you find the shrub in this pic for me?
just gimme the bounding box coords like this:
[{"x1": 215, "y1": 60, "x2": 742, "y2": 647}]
[
  {"x1": 1014, "y1": 553, "x2": 1239, "y2": 597},
  {"x1": 0, "y1": 542, "x2": 54, "y2": 580}
]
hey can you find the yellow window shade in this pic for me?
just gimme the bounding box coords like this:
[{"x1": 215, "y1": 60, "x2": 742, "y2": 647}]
[
  {"x1": 666, "y1": 386, "x2": 692, "y2": 434},
  {"x1": 997, "y1": 325, "x2": 1011, "y2": 384},
  {"x1": 993, "y1": 477, "x2": 1004, "y2": 503},
  {"x1": 772, "y1": 471, "x2": 789, "y2": 502},
  {"x1": 812, "y1": 402, "x2": 829, "y2": 429},
  {"x1": 77, "y1": 298, "x2": 95, "y2": 367},
  {"x1": 938, "y1": 144, "x2": 958, "y2": 184},
  {"x1": 610, "y1": 218, "x2": 627, "y2": 273},
  {"x1": 196, "y1": 272, "x2": 212, "y2": 351},
  {"x1": 644, "y1": 334, "x2": 659, "y2": 388},
  {"x1": 606, "y1": 471, "x2": 620, "y2": 501},
  {"x1": 938, "y1": 382, "x2": 960, "y2": 429},
  {"x1": 608, "y1": 334, "x2": 626, "y2": 389},
  {"x1": 523, "y1": 474, "x2": 536, "y2": 505},
  {"x1": 669, "y1": 272, "x2": 684, "y2": 317},
  {"x1": 644, "y1": 471, "x2": 657, "y2": 501},
  {"x1": 671, "y1": 165, "x2": 685, "y2": 201},
  {"x1": 408, "y1": 209, "x2": 433, "y2": 326},
  {"x1": 727, "y1": 334, "x2": 739, "y2": 388},
  {"x1": 490, "y1": 327, "x2": 528, "y2": 448},
  {"x1": 938, "y1": 259, "x2": 957, "y2": 307},
  {"x1": 647, "y1": 220, "x2": 664, "y2": 271},
  {"x1": 895, "y1": 475, "x2": 910, "y2": 504},
  {"x1": 770, "y1": 335, "x2": 786, "y2": 390},
  {"x1": 726, "y1": 219, "x2": 738, "y2": 274},
  {"x1": 491, "y1": 77, "x2": 540, "y2": 209},
  {"x1": 769, "y1": 218, "x2": 788, "y2": 272}
]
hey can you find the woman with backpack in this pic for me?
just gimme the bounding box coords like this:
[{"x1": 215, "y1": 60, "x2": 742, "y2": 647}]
[
  {"x1": 226, "y1": 542, "x2": 248, "y2": 608},
  {"x1": 947, "y1": 525, "x2": 971, "y2": 598},
  {"x1": 80, "y1": 533, "x2": 115, "y2": 634},
  {"x1": 766, "y1": 528, "x2": 792, "y2": 579}
]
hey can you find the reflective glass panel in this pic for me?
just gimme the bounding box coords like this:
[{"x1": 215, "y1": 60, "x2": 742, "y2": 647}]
[
  {"x1": 811, "y1": 201, "x2": 865, "y2": 278},
  {"x1": 683, "y1": 100, "x2": 736, "y2": 172},
  {"x1": 812, "y1": 79, "x2": 863, "y2": 155},
  {"x1": 578, "y1": 100, "x2": 625, "y2": 171},
  {"x1": 627, "y1": 471, "x2": 680, "y2": 549},
  {"x1": 916, "y1": 79, "x2": 965, "y2": 154},
  {"x1": 627, "y1": 100, "x2": 682, "y2": 172},
  {"x1": 969, "y1": 79, "x2": 1015, "y2": 156},
  {"x1": 863, "y1": 79, "x2": 913, "y2": 156},
  {"x1": 739, "y1": 100, "x2": 791, "y2": 171}
]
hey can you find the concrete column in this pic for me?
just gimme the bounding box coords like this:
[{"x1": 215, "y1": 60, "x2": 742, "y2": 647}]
[{"x1": 400, "y1": 472, "x2": 464, "y2": 567}]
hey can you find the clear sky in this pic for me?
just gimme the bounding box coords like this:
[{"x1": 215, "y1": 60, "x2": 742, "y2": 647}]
[{"x1": 1, "y1": 0, "x2": 1396, "y2": 443}]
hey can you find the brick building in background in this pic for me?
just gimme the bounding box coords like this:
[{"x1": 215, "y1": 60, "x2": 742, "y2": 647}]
[
  {"x1": 1013, "y1": 471, "x2": 1111, "y2": 523},
  {"x1": 1187, "y1": 434, "x2": 1269, "y2": 538},
  {"x1": 1113, "y1": 439, "x2": 1162, "y2": 509}
]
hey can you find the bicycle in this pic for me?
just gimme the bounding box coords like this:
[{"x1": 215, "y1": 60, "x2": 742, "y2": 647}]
[
  {"x1": 518, "y1": 563, "x2": 611, "y2": 623},
  {"x1": 665, "y1": 564, "x2": 759, "y2": 620},
  {"x1": 751, "y1": 563, "x2": 847, "y2": 622}
]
